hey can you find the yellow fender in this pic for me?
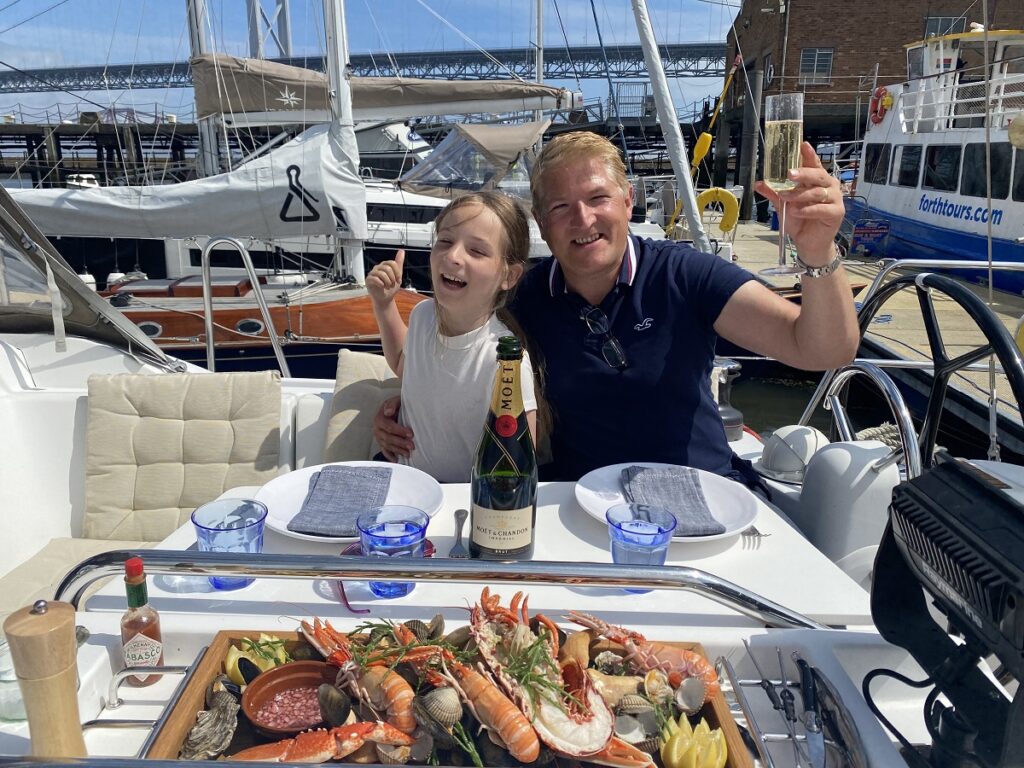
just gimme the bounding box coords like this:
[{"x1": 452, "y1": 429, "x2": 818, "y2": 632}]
[{"x1": 696, "y1": 187, "x2": 739, "y2": 234}]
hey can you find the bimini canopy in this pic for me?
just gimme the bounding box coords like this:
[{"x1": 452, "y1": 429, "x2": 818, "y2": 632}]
[
  {"x1": 192, "y1": 54, "x2": 580, "y2": 122},
  {"x1": 396, "y1": 120, "x2": 549, "y2": 201},
  {"x1": 9, "y1": 123, "x2": 366, "y2": 241},
  {"x1": 0, "y1": 187, "x2": 177, "y2": 367}
]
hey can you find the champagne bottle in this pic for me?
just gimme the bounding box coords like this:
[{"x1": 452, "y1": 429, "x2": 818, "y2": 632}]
[{"x1": 470, "y1": 336, "x2": 538, "y2": 560}]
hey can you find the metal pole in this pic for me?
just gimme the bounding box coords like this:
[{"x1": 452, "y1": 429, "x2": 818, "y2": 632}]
[
  {"x1": 323, "y1": 0, "x2": 366, "y2": 284},
  {"x1": 246, "y1": 0, "x2": 264, "y2": 58},
  {"x1": 589, "y1": 0, "x2": 630, "y2": 166},
  {"x1": 631, "y1": 0, "x2": 712, "y2": 254},
  {"x1": 277, "y1": 0, "x2": 293, "y2": 57},
  {"x1": 534, "y1": 0, "x2": 544, "y2": 130},
  {"x1": 185, "y1": 0, "x2": 219, "y2": 178}
]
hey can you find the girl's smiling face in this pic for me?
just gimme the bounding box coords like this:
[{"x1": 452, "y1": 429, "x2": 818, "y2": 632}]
[{"x1": 430, "y1": 202, "x2": 522, "y2": 336}]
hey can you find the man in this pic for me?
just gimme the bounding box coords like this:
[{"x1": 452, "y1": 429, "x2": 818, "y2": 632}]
[{"x1": 375, "y1": 132, "x2": 859, "y2": 484}]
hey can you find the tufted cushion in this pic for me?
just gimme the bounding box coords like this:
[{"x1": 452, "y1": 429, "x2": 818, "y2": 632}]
[
  {"x1": 323, "y1": 350, "x2": 400, "y2": 462},
  {"x1": 84, "y1": 371, "x2": 281, "y2": 540}
]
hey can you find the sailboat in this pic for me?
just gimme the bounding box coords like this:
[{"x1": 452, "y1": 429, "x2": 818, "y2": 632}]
[{"x1": 6, "y1": 27, "x2": 584, "y2": 375}]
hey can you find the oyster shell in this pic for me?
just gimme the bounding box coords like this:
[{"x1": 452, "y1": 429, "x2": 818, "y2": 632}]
[
  {"x1": 376, "y1": 742, "x2": 412, "y2": 764},
  {"x1": 178, "y1": 678, "x2": 239, "y2": 760},
  {"x1": 613, "y1": 714, "x2": 646, "y2": 744},
  {"x1": 643, "y1": 669, "x2": 672, "y2": 705}
]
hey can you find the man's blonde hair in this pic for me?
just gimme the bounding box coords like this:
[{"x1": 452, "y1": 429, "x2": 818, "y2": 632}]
[{"x1": 530, "y1": 132, "x2": 631, "y2": 217}]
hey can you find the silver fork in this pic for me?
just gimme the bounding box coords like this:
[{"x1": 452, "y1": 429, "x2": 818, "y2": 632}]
[
  {"x1": 447, "y1": 508, "x2": 469, "y2": 559},
  {"x1": 741, "y1": 525, "x2": 770, "y2": 549}
]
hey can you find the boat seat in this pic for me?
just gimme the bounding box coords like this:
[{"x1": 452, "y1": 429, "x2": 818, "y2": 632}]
[
  {"x1": 322, "y1": 349, "x2": 400, "y2": 463},
  {"x1": 82, "y1": 370, "x2": 282, "y2": 541},
  {"x1": 0, "y1": 538, "x2": 154, "y2": 625}
]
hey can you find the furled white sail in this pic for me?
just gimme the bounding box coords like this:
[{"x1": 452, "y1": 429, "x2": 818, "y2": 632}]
[{"x1": 10, "y1": 123, "x2": 366, "y2": 240}]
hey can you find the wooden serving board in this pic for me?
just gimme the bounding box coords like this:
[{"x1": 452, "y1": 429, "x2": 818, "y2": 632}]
[{"x1": 147, "y1": 629, "x2": 753, "y2": 768}]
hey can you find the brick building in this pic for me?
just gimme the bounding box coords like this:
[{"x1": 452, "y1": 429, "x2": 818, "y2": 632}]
[{"x1": 716, "y1": 0, "x2": 1024, "y2": 218}]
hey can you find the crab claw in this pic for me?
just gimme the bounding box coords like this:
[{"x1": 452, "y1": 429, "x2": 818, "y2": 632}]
[{"x1": 231, "y1": 721, "x2": 414, "y2": 763}]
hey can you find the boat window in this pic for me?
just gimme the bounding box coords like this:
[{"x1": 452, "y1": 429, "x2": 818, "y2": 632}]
[
  {"x1": 1012, "y1": 149, "x2": 1024, "y2": 202},
  {"x1": 924, "y1": 16, "x2": 966, "y2": 37},
  {"x1": 922, "y1": 146, "x2": 962, "y2": 192},
  {"x1": 137, "y1": 321, "x2": 162, "y2": 338},
  {"x1": 799, "y1": 48, "x2": 833, "y2": 86},
  {"x1": 366, "y1": 203, "x2": 441, "y2": 225},
  {"x1": 961, "y1": 142, "x2": 1012, "y2": 199},
  {"x1": 893, "y1": 146, "x2": 923, "y2": 187},
  {"x1": 863, "y1": 144, "x2": 891, "y2": 185},
  {"x1": 0, "y1": 230, "x2": 54, "y2": 312},
  {"x1": 907, "y1": 47, "x2": 925, "y2": 80},
  {"x1": 236, "y1": 319, "x2": 265, "y2": 335}
]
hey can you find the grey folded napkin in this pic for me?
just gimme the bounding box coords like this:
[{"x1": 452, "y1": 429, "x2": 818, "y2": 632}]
[
  {"x1": 620, "y1": 465, "x2": 726, "y2": 537},
  {"x1": 287, "y1": 465, "x2": 392, "y2": 537}
]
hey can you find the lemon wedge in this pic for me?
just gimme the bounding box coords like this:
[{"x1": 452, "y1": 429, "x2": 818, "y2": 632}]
[{"x1": 661, "y1": 730, "x2": 692, "y2": 768}]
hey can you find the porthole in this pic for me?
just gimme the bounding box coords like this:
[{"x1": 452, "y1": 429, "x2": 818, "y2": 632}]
[
  {"x1": 137, "y1": 321, "x2": 162, "y2": 338},
  {"x1": 236, "y1": 318, "x2": 265, "y2": 335}
]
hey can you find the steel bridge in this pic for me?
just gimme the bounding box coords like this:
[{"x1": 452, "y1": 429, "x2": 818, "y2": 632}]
[{"x1": 0, "y1": 43, "x2": 725, "y2": 94}]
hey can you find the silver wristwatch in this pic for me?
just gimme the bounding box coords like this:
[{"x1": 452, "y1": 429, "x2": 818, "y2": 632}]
[{"x1": 795, "y1": 244, "x2": 844, "y2": 278}]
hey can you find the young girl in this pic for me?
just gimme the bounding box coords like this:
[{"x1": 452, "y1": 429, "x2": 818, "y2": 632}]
[{"x1": 366, "y1": 191, "x2": 538, "y2": 482}]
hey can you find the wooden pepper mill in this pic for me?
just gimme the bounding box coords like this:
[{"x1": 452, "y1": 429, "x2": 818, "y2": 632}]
[{"x1": 2, "y1": 600, "x2": 87, "y2": 757}]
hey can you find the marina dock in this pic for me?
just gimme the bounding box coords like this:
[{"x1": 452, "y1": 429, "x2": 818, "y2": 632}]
[{"x1": 729, "y1": 220, "x2": 1024, "y2": 427}]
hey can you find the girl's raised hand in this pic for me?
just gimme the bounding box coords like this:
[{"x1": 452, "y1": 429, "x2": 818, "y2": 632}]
[{"x1": 366, "y1": 249, "x2": 406, "y2": 306}]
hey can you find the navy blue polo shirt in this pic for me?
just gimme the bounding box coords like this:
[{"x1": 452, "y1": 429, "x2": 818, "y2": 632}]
[{"x1": 510, "y1": 236, "x2": 756, "y2": 482}]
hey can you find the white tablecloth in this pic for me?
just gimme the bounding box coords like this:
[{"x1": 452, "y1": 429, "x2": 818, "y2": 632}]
[{"x1": 85, "y1": 481, "x2": 871, "y2": 627}]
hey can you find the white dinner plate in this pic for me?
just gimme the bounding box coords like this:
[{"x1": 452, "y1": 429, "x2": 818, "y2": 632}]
[
  {"x1": 255, "y1": 461, "x2": 445, "y2": 543},
  {"x1": 574, "y1": 462, "x2": 758, "y2": 542}
]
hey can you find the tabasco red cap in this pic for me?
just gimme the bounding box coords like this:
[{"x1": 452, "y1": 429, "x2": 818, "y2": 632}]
[{"x1": 124, "y1": 557, "x2": 144, "y2": 578}]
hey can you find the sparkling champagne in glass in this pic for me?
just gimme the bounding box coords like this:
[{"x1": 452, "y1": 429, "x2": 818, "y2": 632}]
[{"x1": 761, "y1": 93, "x2": 804, "y2": 276}]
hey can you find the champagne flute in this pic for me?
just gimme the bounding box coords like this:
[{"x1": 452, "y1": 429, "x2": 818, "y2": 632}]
[{"x1": 760, "y1": 93, "x2": 804, "y2": 276}]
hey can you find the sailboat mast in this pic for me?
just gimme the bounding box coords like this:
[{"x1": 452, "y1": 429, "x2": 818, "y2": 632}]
[
  {"x1": 323, "y1": 0, "x2": 366, "y2": 282},
  {"x1": 534, "y1": 0, "x2": 545, "y2": 127},
  {"x1": 630, "y1": 0, "x2": 712, "y2": 254},
  {"x1": 186, "y1": 0, "x2": 220, "y2": 178}
]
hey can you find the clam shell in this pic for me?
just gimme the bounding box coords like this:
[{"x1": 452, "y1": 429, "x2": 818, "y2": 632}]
[
  {"x1": 418, "y1": 686, "x2": 462, "y2": 727},
  {"x1": 317, "y1": 683, "x2": 351, "y2": 728},
  {"x1": 426, "y1": 613, "x2": 445, "y2": 640},
  {"x1": 674, "y1": 676, "x2": 707, "y2": 715},
  {"x1": 443, "y1": 625, "x2": 472, "y2": 649},
  {"x1": 408, "y1": 727, "x2": 434, "y2": 764},
  {"x1": 404, "y1": 619, "x2": 432, "y2": 641},
  {"x1": 635, "y1": 735, "x2": 663, "y2": 755},
  {"x1": 376, "y1": 742, "x2": 412, "y2": 764},
  {"x1": 615, "y1": 693, "x2": 655, "y2": 714},
  {"x1": 643, "y1": 669, "x2": 672, "y2": 705},
  {"x1": 412, "y1": 692, "x2": 457, "y2": 749},
  {"x1": 613, "y1": 714, "x2": 646, "y2": 744}
]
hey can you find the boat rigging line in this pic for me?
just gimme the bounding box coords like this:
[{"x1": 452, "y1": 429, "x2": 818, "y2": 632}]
[{"x1": 588, "y1": 0, "x2": 631, "y2": 171}]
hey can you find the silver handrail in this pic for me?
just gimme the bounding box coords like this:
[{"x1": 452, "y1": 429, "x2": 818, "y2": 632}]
[
  {"x1": 824, "y1": 362, "x2": 922, "y2": 478},
  {"x1": 53, "y1": 550, "x2": 827, "y2": 631},
  {"x1": 199, "y1": 236, "x2": 291, "y2": 376}
]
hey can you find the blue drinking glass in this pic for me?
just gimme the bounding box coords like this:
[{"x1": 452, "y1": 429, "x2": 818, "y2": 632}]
[
  {"x1": 357, "y1": 506, "x2": 429, "y2": 598},
  {"x1": 606, "y1": 504, "x2": 677, "y2": 593},
  {"x1": 191, "y1": 498, "x2": 268, "y2": 590}
]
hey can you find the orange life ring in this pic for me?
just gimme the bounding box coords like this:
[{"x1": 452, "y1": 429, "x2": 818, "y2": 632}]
[{"x1": 869, "y1": 86, "x2": 889, "y2": 124}]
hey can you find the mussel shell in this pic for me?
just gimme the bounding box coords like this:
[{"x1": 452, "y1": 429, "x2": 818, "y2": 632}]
[
  {"x1": 426, "y1": 613, "x2": 445, "y2": 640},
  {"x1": 207, "y1": 674, "x2": 242, "y2": 705},
  {"x1": 236, "y1": 657, "x2": 263, "y2": 685},
  {"x1": 443, "y1": 625, "x2": 473, "y2": 650},
  {"x1": 318, "y1": 683, "x2": 352, "y2": 727},
  {"x1": 290, "y1": 643, "x2": 319, "y2": 661},
  {"x1": 476, "y1": 729, "x2": 519, "y2": 767},
  {"x1": 408, "y1": 727, "x2": 435, "y2": 764},
  {"x1": 615, "y1": 693, "x2": 655, "y2": 715}
]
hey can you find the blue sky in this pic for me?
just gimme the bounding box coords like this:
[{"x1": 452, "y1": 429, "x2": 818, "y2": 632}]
[{"x1": 0, "y1": 0, "x2": 736, "y2": 121}]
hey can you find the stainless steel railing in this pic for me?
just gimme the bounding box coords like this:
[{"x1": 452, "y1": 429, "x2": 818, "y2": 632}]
[{"x1": 54, "y1": 550, "x2": 827, "y2": 631}]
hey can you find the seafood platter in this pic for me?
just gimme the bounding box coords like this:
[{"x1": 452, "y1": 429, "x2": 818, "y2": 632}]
[{"x1": 146, "y1": 589, "x2": 750, "y2": 768}]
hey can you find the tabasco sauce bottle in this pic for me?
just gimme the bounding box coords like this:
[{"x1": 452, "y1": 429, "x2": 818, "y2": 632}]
[
  {"x1": 469, "y1": 336, "x2": 538, "y2": 560},
  {"x1": 120, "y1": 557, "x2": 163, "y2": 686}
]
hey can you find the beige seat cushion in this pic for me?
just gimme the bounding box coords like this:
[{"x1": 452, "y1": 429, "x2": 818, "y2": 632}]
[
  {"x1": 84, "y1": 371, "x2": 281, "y2": 541},
  {"x1": 323, "y1": 350, "x2": 400, "y2": 462},
  {"x1": 0, "y1": 538, "x2": 153, "y2": 625}
]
